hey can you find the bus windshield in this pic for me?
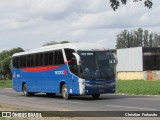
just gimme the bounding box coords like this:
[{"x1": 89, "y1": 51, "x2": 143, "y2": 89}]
[{"x1": 78, "y1": 51, "x2": 116, "y2": 80}]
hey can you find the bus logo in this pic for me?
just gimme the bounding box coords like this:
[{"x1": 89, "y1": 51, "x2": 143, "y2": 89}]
[{"x1": 55, "y1": 70, "x2": 67, "y2": 75}]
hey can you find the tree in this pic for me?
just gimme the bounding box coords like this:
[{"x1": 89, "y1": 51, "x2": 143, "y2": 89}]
[
  {"x1": 143, "y1": 30, "x2": 149, "y2": 47},
  {"x1": 149, "y1": 33, "x2": 153, "y2": 47},
  {"x1": 9, "y1": 47, "x2": 24, "y2": 55},
  {"x1": 153, "y1": 33, "x2": 160, "y2": 47},
  {"x1": 43, "y1": 41, "x2": 70, "y2": 46},
  {"x1": 116, "y1": 29, "x2": 128, "y2": 48},
  {"x1": 0, "y1": 51, "x2": 10, "y2": 61},
  {"x1": 0, "y1": 57, "x2": 11, "y2": 79},
  {"x1": 43, "y1": 41, "x2": 58, "y2": 46},
  {"x1": 138, "y1": 28, "x2": 143, "y2": 46},
  {"x1": 60, "y1": 41, "x2": 70, "y2": 44},
  {"x1": 0, "y1": 47, "x2": 24, "y2": 79},
  {"x1": 116, "y1": 28, "x2": 160, "y2": 49},
  {"x1": 109, "y1": 0, "x2": 153, "y2": 11},
  {"x1": 133, "y1": 30, "x2": 139, "y2": 47}
]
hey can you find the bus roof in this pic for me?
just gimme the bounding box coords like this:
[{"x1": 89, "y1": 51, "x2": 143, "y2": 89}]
[{"x1": 12, "y1": 43, "x2": 107, "y2": 57}]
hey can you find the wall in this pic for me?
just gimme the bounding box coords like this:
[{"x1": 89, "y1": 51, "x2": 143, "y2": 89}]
[
  {"x1": 144, "y1": 71, "x2": 160, "y2": 81},
  {"x1": 117, "y1": 71, "x2": 160, "y2": 80},
  {"x1": 117, "y1": 47, "x2": 143, "y2": 72},
  {"x1": 117, "y1": 72, "x2": 144, "y2": 80}
]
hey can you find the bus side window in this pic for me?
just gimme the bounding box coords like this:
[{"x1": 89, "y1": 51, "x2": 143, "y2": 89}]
[
  {"x1": 54, "y1": 51, "x2": 58, "y2": 65},
  {"x1": 27, "y1": 55, "x2": 31, "y2": 67},
  {"x1": 44, "y1": 52, "x2": 49, "y2": 66},
  {"x1": 30, "y1": 54, "x2": 35, "y2": 67},
  {"x1": 20, "y1": 56, "x2": 23, "y2": 68},
  {"x1": 35, "y1": 54, "x2": 40, "y2": 67},
  {"x1": 58, "y1": 50, "x2": 64, "y2": 64},
  {"x1": 39, "y1": 53, "x2": 44, "y2": 66},
  {"x1": 13, "y1": 57, "x2": 20, "y2": 68},
  {"x1": 54, "y1": 50, "x2": 64, "y2": 65},
  {"x1": 48, "y1": 52, "x2": 54, "y2": 65},
  {"x1": 22, "y1": 56, "x2": 27, "y2": 68}
]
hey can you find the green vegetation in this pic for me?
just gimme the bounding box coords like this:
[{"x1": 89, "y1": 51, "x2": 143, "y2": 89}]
[
  {"x1": 109, "y1": 0, "x2": 153, "y2": 11},
  {"x1": 116, "y1": 28, "x2": 160, "y2": 49},
  {"x1": 0, "y1": 80, "x2": 12, "y2": 88},
  {"x1": 0, "y1": 47, "x2": 24, "y2": 79},
  {"x1": 116, "y1": 80, "x2": 160, "y2": 95},
  {"x1": 43, "y1": 40, "x2": 70, "y2": 46}
]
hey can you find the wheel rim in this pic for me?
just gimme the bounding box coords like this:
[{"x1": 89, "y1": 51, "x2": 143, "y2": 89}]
[
  {"x1": 23, "y1": 84, "x2": 27, "y2": 95},
  {"x1": 62, "y1": 87, "x2": 68, "y2": 98}
]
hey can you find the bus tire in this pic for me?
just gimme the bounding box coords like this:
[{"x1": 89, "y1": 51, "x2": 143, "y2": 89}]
[
  {"x1": 92, "y1": 94, "x2": 100, "y2": 99},
  {"x1": 22, "y1": 83, "x2": 34, "y2": 96},
  {"x1": 62, "y1": 84, "x2": 70, "y2": 100}
]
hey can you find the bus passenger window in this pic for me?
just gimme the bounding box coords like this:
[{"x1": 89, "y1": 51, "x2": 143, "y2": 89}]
[
  {"x1": 35, "y1": 54, "x2": 39, "y2": 66},
  {"x1": 13, "y1": 57, "x2": 20, "y2": 68},
  {"x1": 39, "y1": 53, "x2": 44, "y2": 66},
  {"x1": 57, "y1": 51, "x2": 64, "y2": 64},
  {"x1": 27, "y1": 55, "x2": 31, "y2": 67},
  {"x1": 20, "y1": 56, "x2": 23, "y2": 68},
  {"x1": 48, "y1": 52, "x2": 53, "y2": 65},
  {"x1": 54, "y1": 50, "x2": 64, "y2": 65},
  {"x1": 22, "y1": 56, "x2": 26, "y2": 68},
  {"x1": 30, "y1": 54, "x2": 35, "y2": 67},
  {"x1": 44, "y1": 52, "x2": 49, "y2": 66}
]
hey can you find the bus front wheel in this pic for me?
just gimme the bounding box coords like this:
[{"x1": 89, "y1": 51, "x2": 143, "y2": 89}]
[
  {"x1": 62, "y1": 84, "x2": 70, "y2": 100},
  {"x1": 22, "y1": 83, "x2": 34, "y2": 96},
  {"x1": 92, "y1": 94, "x2": 100, "y2": 99}
]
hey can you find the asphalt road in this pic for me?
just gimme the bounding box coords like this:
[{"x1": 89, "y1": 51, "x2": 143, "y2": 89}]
[{"x1": 0, "y1": 88, "x2": 160, "y2": 112}]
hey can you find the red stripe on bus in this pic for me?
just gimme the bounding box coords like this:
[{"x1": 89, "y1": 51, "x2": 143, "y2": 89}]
[{"x1": 20, "y1": 66, "x2": 59, "y2": 72}]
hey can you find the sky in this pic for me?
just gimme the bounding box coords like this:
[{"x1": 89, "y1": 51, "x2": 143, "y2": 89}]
[{"x1": 0, "y1": 0, "x2": 159, "y2": 51}]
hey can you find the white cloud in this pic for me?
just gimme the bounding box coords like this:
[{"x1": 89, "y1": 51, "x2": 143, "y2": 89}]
[
  {"x1": 0, "y1": 0, "x2": 159, "y2": 50},
  {"x1": 72, "y1": 29, "x2": 86, "y2": 37},
  {"x1": 139, "y1": 13, "x2": 149, "y2": 23},
  {"x1": 71, "y1": 0, "x2": 160, "y2": 30}
]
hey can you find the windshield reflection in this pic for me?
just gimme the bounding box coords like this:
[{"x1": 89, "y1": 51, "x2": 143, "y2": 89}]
[{"x1": 78, "y1": 51, "x2": 116, "y2": 80}]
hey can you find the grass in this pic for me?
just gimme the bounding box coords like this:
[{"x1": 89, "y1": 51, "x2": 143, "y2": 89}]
[
  {"x1": 0, "y1": 80, "x2": 12, "y2": 88},
  {"x1": 1, "y1": 79, "x2": 160, "y2": 95},
  {"x1": 116, "y1": 80, "x2": 160, "y2": 95}
]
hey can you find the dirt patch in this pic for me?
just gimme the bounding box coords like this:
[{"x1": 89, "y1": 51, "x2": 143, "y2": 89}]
[{"x1": 0, "y1": 103, "x2": 31, "y2": 111}]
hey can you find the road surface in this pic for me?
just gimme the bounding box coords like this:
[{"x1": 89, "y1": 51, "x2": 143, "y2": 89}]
[{"x1": 0, "y1": 88, "x2": 160, "y2": 112}]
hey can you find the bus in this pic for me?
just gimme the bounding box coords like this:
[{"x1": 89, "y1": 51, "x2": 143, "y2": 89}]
[{"x1": 12, "y1": 43, "x2": 117, "y2": 99}]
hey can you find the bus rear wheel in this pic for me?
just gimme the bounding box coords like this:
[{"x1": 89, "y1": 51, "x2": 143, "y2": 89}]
[
  {"x1": 22, "y1": 83, "x2": 34, "y2": 96},
  {"x1": 62, "y1": 84, "x2": 70, "y2": 100},
  {"x1": 92, "y1": 94, "x2": 100, "y2": 99}
]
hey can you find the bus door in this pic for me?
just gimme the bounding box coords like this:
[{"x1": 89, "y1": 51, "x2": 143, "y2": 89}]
[{"x1": 69, "y1": 53, "x2": 81, "y2": 94}]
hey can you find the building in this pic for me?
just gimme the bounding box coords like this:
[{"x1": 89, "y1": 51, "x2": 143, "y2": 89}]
[{"x1": 117, "y1": 47, "x2": 160, "y2": 80}]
